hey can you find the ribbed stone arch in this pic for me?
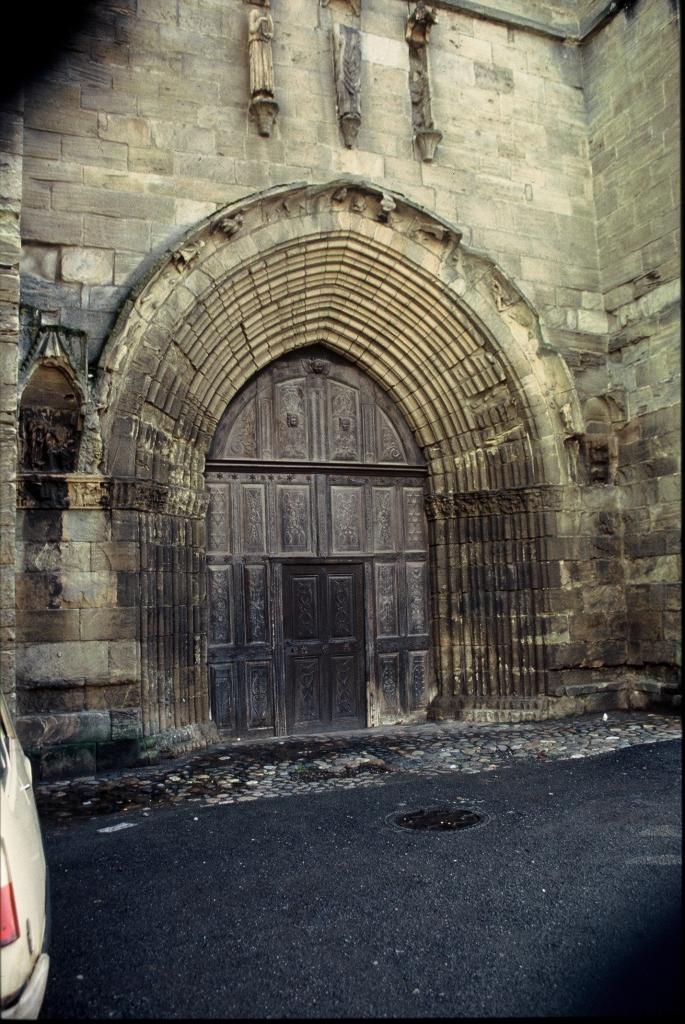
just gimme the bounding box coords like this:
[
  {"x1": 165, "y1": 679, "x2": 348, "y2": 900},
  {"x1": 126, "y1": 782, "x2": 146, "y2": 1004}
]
[
  {"x1": 99, "y1": 179, "x2": 580, "y2": 497},
  {"x1": 95, "y1": 180, "x2": 583, "y2": 734}
]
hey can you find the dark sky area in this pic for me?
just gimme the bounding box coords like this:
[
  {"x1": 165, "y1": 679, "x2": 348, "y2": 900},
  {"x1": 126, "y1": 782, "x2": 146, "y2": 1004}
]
[{"x1": 1, "y1": 1, "x2": 97, "y2": 100}]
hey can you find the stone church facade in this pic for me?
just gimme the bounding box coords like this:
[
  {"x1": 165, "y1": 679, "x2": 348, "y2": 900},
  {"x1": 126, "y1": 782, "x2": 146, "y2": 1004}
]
[{"x1": 0, "y1": 0, "x2": 680, "y2": 778}]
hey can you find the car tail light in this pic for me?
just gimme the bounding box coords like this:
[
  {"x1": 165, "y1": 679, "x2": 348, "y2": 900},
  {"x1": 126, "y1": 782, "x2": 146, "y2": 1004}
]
[{"x1": 0, "y1": 846, "x2": 19, "y2": 946}]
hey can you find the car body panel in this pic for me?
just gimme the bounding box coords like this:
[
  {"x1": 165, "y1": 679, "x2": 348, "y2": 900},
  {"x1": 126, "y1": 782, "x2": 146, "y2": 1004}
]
[
  {"x1": 0, "y1": 954, "x2": 50, "y2": 1021},
  {"x1": 0, "y1": 694, "x2": 49, "y2": 1018}
]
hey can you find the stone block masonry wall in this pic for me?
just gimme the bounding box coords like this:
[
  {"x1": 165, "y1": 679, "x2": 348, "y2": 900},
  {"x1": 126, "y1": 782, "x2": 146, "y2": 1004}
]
[
  {"x1": 5, "y1": 0, "x2": 679, "y2": 775},
  {"x1": 14, "y1": 490, "x2": 215, "y2": 778},
  {"x1": 19, "y1": 0, "x2": 606, "y2": 366},
  {"x1": 426, "y1": 4, "x2": 604, "y2": 357},
  {"x1": 582, "y1": 0, "x2": 681, "y2": 695},
  {"x1": 0, "y1": 97, "x2": 22, "y2": 711},
  {"x1": 14, "y1": 501, "x2": 141, "y2": 776}
]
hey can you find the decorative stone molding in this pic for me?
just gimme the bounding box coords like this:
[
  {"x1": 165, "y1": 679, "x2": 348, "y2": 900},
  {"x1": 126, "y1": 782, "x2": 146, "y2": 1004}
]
[
  {"x1": 17, "y1": 473, "x2": 111, "y2": 509},
  {"x1": 247, "y1": 0, "x2": 279, "y2": 137},
  {"x1": 112, "y1": 481, "x2": 210, "y2": 519},
  {"x1": 126, "y1": 180, "x2": 465, "y2": 299},
  {"x1": 406, "y1": 3, "x2": 442, "y2": 163},
  {"x1": 17, "y1": 474, "x2": 209, "y2": 518},
  {"x1": 19, "y1": 322, "x2": 88, "y2": 391},
  {"x1": 424, "y1": 486, "x2": 561, "y2": 519},
  {"x1": 68, "y1": 474, "x2": 110, "y2": 509},
  {"x1": 333, "y1": 24, "x2": 362, "y2": 148}
]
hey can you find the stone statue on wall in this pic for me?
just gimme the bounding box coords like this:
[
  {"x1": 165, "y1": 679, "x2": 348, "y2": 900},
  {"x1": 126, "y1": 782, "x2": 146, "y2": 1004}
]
[
  {"x1": 405, "y1": 2, "x2": 442, "y2": 162},
  {"x1": 248, "y1": 0, "x2": 279, "y2": 137},
  {"x1": 408, "y1": 67, "x2": 430, "y2": 130},
  {"x1": 333, "y1": 23, "x2": 362, "y2": 148},
  {"x1": 76, "y1": 399, "x2": 105, "y2": 474}
]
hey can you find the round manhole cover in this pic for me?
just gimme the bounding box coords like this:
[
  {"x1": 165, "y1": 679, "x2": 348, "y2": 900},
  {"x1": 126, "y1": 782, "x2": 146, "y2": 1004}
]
[{"x1": 390, "y1": 806, "x2": 486, "y2": 832}]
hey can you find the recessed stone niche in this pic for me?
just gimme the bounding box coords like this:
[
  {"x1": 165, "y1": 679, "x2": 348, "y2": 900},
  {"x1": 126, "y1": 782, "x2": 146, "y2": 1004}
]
[{"x1": 19, "y1": 364, "x2": 82, "y2": 474}]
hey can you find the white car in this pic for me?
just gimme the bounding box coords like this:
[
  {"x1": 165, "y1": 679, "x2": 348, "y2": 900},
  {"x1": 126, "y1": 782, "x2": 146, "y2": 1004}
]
[{"x1": 0, "y1": 692, "x2": 50, "y2": 1020}]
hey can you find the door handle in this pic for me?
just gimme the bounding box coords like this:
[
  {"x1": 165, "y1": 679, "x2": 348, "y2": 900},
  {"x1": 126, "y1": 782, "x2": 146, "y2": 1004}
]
[{"x1": 286, "y1": 644, "x2": 312, "y2": 656}]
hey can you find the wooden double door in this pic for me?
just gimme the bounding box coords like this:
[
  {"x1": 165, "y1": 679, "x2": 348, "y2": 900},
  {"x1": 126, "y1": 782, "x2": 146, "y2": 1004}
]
[{"x1": 204, "y1": 345, "x2": 433, "y2": 738}]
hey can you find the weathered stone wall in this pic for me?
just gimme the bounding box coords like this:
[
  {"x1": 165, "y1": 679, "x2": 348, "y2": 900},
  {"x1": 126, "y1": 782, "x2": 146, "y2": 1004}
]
[
  {"x1": 14, "y1": 478, "x2": 214, "y2": 776},
  {"x1": 434, "y1": 1, "x2": 579, "y2": 36},
  {"x1": 580, "y1": 0, "x2": 681, "y2": 701},
  {"x1": 3, "y1": 0, "x2": 679, "y2": 775},
  {"x1": 577, "y1": 0, "x2": 614, "y2": 29},
  {"x1": 19, "y1": 0, "x2": 605, "y2": 365},
  {"x1": 0, "y1": 95, "x2": 22, "y2": 711}
]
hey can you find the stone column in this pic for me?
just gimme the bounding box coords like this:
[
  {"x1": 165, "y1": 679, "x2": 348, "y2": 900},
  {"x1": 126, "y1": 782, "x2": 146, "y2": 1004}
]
[
  {"x1": 0, "y1": 96, "x2": 23, "y2": 711},
  {"x1": 426, "y1": 486, "x2": 561, "y2": 722},
  {"x1": 119, "y1": 483, "x2": 213, "y2": 757}
]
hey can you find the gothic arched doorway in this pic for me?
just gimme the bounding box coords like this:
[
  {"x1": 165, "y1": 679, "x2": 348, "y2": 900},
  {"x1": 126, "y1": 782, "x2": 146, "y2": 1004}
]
[{"x1": 205, "y1": 345, "x2": 433, "y2": 737}]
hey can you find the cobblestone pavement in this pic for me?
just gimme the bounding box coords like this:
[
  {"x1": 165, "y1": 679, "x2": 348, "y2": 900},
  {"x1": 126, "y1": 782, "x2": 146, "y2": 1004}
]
[{"x1": 35, "y1": 711, "x2": 681, "y2": 824}]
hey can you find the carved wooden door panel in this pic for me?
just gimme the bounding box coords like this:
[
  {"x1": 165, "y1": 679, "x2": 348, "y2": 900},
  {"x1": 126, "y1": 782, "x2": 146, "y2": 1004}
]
[
  {"x1": 283, "y1": 563, "x2": 365, "y2": 734},
  {"x1": 207, "y1": 555, "x2": 273, "y2": 735},
  {"x1": 206, "y1": 345, "x2": 433, "y2": 737},
  {"x1": 373, "y1": 484, "x2": 431, "y2": 723}
]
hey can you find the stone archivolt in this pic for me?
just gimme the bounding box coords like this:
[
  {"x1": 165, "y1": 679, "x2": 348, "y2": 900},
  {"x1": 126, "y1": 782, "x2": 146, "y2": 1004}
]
[
  {"x1": 100, "y1": 179, "x2": 577, "y2": 496},
  {"x1": 82, "y1": 180, "x2": 583, "y2": 736},
  {"x1": 16, "y1": 180, "x2": 596, "y2": 771}
]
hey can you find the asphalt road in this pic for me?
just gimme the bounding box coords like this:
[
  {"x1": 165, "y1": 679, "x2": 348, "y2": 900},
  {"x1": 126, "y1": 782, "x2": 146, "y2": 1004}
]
[{"x1": 39, "y1": 740, "x2": 682, "y2": 1019}]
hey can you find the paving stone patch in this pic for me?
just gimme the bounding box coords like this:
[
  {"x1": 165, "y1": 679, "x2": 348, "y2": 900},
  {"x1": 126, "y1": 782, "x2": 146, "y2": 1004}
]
[{"x1": 34, "y1": 711, "x2": 681, "y2": 825}]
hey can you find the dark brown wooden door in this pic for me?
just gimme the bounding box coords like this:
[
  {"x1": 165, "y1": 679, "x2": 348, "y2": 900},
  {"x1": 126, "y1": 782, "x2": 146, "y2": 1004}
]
[
  {"x1": 283, "y1": 563, "x2": 365, "y2": 733},
  {"x1": 206, "y1": 345, "x2": 433, "y2": 737}
]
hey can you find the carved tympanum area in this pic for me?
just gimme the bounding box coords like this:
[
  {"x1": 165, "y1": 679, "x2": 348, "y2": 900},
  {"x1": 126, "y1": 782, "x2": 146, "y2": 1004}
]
[
  {"x1": 19, "y1": 364, "x2": 81, "y2": 473},
  {"x1": 206, "y1": 345, "x2": 433, "y2": 735}
]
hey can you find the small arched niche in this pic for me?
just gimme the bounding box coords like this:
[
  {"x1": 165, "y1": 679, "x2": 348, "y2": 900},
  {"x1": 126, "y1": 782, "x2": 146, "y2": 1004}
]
[{"x1": 19, "y1": 363, "x2": 82, "y2": 473}]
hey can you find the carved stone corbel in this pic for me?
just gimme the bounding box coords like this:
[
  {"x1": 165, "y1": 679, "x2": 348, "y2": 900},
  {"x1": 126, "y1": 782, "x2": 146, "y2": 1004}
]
[
  {"x1": 210, "y1": 212, "x2": 244, "y2": 238},
  {"x1": 247, "y1": 0, "x2": 279, "y2": 137},
  {"x1": 406, "y1": 2, "x2": 442, "y2": 163},
  {"x1": 333, "y1": 23, "x2": 362, "y2": 149},
  {"x1": 378, "y1": 193, "x2": 396, "y2": 223},
  {"x1": 171, "y1": 240, "x2": 204, "y2": 272}
]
